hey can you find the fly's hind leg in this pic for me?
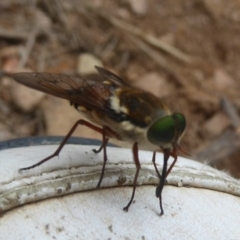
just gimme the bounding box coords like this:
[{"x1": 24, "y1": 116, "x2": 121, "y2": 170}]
[{"x1": 19, "y1": 120, "x2": 113, "y2": 172}]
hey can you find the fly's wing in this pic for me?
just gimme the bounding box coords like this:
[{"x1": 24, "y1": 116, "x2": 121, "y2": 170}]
[
  {"x1": 12, "y1": 72, "x2": 114, "y2": 114},
  {"x1": 13, "y1": 72, "x2": 81, "y2": 97}
]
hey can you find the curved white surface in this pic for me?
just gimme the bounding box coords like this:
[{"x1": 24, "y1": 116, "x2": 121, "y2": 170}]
[{"x1": 0, "y1": 144, "x2": 240, "y2": 240}]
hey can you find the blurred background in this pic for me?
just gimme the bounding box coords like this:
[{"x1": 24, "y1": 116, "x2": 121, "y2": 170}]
[{"x1": 0, "y1": 0, "x2": 240, "y2": 177}]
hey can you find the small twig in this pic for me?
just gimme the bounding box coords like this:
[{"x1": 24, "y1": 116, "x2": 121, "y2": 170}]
[
  {"x1": 0, "y1": 28, "x2": 28, "y2": 41},
  {"x1": 194, "y1": 97, "x2": 240, "y2": 169},
  {"x1": 128, "y1": 35, "x2": 171, "y2": 72},
  {"x1": 37, "y1": 50, "x2": 47, "y2": 72},
  {"x1": 107, "y1": 16, "x2": 192, "y2": 63},
  {"x1": 42, "y1": 0, "x2": 68, "y2": 26},
  {"x1": 0, "y1": 99, "x2": 11, "y2": 115},
  {"x1": 18, "y1": 32, "x2": 37, "y2": 68},
  {"x1": 193, "y1": 130, "x2": 240, "y2": 164},
  {"x1": 101, "y1": 35, "x2": 120, "y2": 60},
  {"x1": 119, "y1": 51, "x2": 130, "y2": 70},
  {"x1": 84, "y1": 4, "x2": 192, "y2": 63},
  {"x1": 221, "y1": 97, "x2": 240, "y2": 129}
]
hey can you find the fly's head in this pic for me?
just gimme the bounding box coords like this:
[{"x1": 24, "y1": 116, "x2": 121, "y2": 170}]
[{"x1": 147, "y1": 113, "x2": 187, "y2": 153}]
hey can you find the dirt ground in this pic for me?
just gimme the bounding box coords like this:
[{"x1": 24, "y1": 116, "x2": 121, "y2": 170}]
[{"x1": 0, "y1": 0, "x2": 240, "y2": 177}]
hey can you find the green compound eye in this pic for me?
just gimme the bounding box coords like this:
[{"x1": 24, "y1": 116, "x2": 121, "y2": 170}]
[
  {"x1": 147, "y1": 113, "x2": 186, "y2": 146},
  {"x1": 173, "y1": 113, "x2": 187, "y2": 136}
]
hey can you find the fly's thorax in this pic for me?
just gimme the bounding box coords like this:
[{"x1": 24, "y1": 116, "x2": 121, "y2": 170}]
[
  {"x1": 109, "y1": 89, "x2": 129, "y2": 115},
  {"x1": 147, "y1": 113, "x2": 187, "y2": 149},
  {"x1": 109, "y1": 87, "x2": 171, "y2": 127}
]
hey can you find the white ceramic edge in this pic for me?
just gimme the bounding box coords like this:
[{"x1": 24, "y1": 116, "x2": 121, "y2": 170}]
[{"x1": 0, "y1": 144, "x2": 239, "y2": 213}]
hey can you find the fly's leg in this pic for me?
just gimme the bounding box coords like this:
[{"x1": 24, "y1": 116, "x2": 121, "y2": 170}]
[
  {"x1": 155, "y1": 150, "x2": 170, "y2": 216},
  {"x1": 123, "y1": 142, "x2": 140, "y2": 212},
  {"x1": 19, "y1": 120, "x2": 114, "y2": 172},
  {"x1": 155, "y1": 148, "x2": 178, "y2": 216},
  {"x1": 152, "y1": 151, "x2": 161, "y2": 178},
  {"x1": 92, "y1": 125, "x2": 121, "y2": 188}
]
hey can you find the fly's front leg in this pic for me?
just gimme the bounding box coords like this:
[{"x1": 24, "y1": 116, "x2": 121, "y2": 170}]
[
  {"x1": 152, "y1": 151, "x2": 161, "y2": 178},
  {"x1": 155, "y1": 150, "x2": 170, "y2": 216}
]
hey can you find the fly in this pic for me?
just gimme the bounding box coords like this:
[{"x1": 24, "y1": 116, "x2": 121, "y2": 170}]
[{"x1": 12, "y1": 66, "x2": 187, "y2": 215}]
